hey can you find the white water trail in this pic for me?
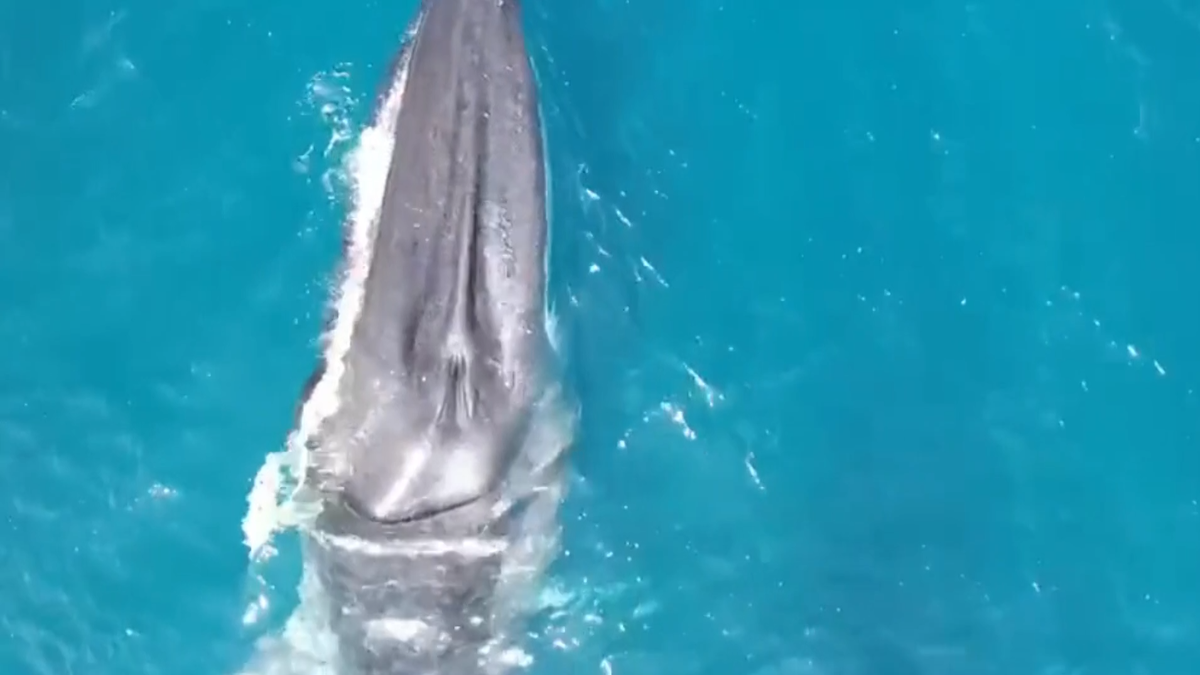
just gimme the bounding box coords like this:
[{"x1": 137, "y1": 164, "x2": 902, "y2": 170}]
[{"x1": 235, "y1": 19, "x2": 422, "y2": 670}]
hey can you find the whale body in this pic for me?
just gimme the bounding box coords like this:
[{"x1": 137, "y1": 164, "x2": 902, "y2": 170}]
[{"x1": 289, "y1": 0, "x2": 571, "y2": 672}]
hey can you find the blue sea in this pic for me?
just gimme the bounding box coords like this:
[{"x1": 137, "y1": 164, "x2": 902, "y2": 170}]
[{"x1": 2, "y1": 0, "x2": 1199, "y2": 673}]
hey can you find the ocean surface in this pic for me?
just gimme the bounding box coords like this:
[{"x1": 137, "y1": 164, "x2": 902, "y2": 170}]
[{"x1": 2, "y1": 0, "x2": 1200, "y2": 673}]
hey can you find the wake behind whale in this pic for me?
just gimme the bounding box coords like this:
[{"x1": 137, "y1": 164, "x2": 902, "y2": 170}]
[{"x1": 240, "y1": 1, "x2": 575, "y2": 673}]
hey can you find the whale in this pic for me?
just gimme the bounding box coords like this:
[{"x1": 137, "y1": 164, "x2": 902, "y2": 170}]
[{"x1": 287, "y1": 0, "x2": 573, "y2": 672}]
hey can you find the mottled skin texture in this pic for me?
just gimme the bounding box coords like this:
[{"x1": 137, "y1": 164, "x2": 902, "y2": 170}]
[
  {"x1": 293, "y1": 0, "x2": 560, "y2": 672},
  {"x1": 319, "y1": 0, "x2": 549, "y2": 524}
]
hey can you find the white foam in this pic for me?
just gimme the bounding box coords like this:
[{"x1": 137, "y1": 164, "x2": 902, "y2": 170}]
[
  {"x1": 311, "y1": 531, "x2": 509, "y2": 558},
  {"x1": 242, "y1": 19, "x2": 421, "y2": 566},
  {"x1": 234, "y1": 563, "x2": 342, "y2": 675},
  {"x1": 235, "y1": 26, "x2": 425, "y2": 670}
]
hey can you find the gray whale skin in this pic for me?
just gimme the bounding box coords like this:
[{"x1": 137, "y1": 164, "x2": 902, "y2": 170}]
[{"x1": 290, "y1": 0, "x2": 572, "y2": 672}]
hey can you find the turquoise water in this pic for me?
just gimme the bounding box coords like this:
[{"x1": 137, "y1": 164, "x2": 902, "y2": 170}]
[{"x1": 2, "y1": 0, "x2": 1199, "y2": 673}]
